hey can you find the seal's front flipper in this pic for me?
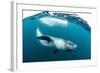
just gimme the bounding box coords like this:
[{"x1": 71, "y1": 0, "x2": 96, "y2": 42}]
[
  {"x1": 53, "y1": 49, "x2": 59, "y2": 54},
  {"x1": 37, "y1": 36, "x2": 53, "y2": 43}
]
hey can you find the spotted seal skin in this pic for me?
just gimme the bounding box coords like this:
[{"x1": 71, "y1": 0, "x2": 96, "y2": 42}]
[{"x1": 37, "y1": 28, "x2": 77, "y2": 53}]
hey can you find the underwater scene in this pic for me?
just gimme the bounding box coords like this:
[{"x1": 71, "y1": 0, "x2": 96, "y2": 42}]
[{"x1": 23, "y1": 11, "x2": 91, "y2": 62}]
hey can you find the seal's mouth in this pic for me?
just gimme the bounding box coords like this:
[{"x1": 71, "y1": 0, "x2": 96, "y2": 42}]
[{"x1": 36, "y1": 28, "x2": 77, "y2": 51}]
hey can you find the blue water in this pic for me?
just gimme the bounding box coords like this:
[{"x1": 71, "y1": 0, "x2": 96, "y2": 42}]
[{"x1": 23, "y1": 11, "x2": 91, "y2": 62}]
